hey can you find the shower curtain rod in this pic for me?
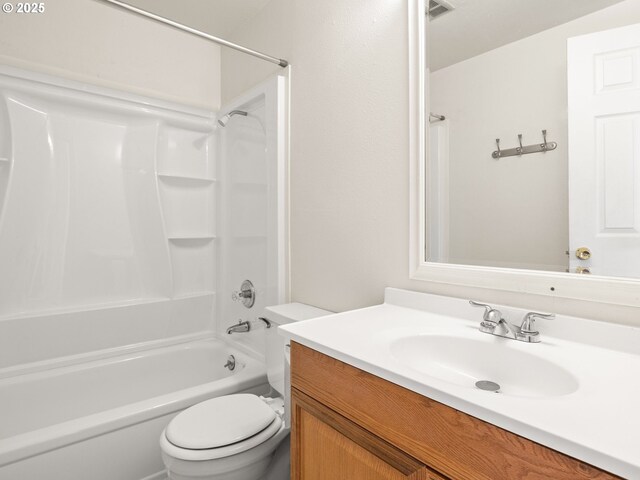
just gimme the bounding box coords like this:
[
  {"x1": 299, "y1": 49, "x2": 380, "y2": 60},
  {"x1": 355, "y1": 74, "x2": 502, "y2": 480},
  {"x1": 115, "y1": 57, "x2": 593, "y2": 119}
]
[{"x1": 96, "y1": 0, "x2": 289, "y2": 68}]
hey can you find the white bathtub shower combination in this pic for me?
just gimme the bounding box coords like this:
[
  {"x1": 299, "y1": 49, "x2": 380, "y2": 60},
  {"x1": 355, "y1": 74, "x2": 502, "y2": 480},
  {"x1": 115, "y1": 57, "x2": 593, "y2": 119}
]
[{"x1": 0, "y1": 66, "x2": 287, "y2": 479}]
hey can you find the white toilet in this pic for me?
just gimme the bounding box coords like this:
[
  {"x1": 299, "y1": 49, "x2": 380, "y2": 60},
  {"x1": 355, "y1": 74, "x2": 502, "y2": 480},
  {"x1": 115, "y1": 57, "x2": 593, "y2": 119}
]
[{"x1": 160, "y1": 303, "x2": 331, "y2": 480}]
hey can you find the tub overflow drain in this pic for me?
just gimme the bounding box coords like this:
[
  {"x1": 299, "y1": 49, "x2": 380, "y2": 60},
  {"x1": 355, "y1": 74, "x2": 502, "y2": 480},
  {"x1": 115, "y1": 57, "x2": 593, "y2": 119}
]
[
  {"x1": 475, "y1": 380, "x2": 500, "y2": 393},
  {"x1": 223, "y1": 355, "x2": 236, "y2": 371}
]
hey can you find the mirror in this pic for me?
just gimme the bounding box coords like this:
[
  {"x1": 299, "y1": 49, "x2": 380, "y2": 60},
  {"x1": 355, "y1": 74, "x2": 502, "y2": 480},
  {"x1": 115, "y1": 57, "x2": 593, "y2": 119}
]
[{"x1": 426, "y1": 0, "x2": 640, "y2": 280}]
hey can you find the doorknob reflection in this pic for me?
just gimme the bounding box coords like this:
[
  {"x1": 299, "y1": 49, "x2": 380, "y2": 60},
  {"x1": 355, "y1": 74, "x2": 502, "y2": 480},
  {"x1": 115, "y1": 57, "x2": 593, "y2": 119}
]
[{"x1": 575, "y1": 247, "x2": 591, "y2": 261}]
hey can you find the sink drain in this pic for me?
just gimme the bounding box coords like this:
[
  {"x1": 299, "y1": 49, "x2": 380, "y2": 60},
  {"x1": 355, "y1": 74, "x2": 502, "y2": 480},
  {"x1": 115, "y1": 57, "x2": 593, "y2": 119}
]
[{"x1": 475, "y1": 380, "x2": 500, "y2": 393}]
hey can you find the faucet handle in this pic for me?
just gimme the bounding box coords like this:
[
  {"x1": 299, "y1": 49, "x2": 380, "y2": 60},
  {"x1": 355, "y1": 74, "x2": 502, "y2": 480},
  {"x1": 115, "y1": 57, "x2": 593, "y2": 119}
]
[
  {"x1": 520, "y1": 311, "x2": 555, "y2": 333},
  {"x1": 469, "y1": 300, "x2": 502, "y2": 325},
  {"x1": 469, "y1": 300, "x2": 492, "y2": 314},
  {"x1": 231, "y1": 280, "x2": 255, "y2": 308}
]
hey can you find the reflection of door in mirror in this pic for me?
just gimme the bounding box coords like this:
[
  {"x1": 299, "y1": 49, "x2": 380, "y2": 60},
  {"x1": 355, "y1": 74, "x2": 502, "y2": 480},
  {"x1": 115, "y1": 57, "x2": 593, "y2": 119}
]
[
  {"x1": 427, "y1": 0, "x2": 640, "y2": 278},
  {"x1": 569, "y1": 23, "x2": 640, "y2": 279}
]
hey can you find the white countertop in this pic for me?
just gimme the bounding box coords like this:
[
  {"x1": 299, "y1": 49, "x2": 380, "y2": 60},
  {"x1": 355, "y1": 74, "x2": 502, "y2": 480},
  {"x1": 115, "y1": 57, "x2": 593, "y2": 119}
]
[{"x1": 279, "y1": 288, "x2": 640, "y2": 479}]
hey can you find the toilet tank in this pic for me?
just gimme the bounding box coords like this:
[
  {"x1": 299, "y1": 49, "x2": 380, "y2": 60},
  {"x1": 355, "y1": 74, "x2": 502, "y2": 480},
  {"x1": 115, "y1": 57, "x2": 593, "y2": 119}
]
[{"x1": 263, "y1": 303, "x2": 332, "y2": 396}]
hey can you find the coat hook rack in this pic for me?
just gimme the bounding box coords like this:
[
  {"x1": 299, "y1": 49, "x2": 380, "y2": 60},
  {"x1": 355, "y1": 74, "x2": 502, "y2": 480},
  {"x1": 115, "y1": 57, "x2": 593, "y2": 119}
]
[{"x1": 492, "y1": 130, "x2": 557, "y2": 159}]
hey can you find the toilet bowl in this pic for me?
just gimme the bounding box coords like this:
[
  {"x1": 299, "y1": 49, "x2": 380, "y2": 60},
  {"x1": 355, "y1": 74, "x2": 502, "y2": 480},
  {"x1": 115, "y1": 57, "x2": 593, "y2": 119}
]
[{"x1": 160, "y1": 303, "x2": 331, "y2": 480}]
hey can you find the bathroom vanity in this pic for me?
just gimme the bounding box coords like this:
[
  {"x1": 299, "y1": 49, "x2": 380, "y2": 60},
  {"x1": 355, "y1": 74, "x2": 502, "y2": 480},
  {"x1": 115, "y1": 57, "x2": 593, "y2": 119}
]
[
  {"x1": 280, "y1": 288, "x2": 640, "y2": 479},
  {"x1": 290, "y1": 343, "x2": 617, "y2": 480}
]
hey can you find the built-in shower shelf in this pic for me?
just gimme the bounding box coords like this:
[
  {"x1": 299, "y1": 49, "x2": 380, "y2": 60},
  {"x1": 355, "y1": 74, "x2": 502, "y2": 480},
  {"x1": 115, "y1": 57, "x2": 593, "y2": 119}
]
[
  {"x1": 158, "y1": 173, "x2": 216, "y2": 183},
  {"x1": 168, "y1": 235, "x2": 216, "y2": 241}
]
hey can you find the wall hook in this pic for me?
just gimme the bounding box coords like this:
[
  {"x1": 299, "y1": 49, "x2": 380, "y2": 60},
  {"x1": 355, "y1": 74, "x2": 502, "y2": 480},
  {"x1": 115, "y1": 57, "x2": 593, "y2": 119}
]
[{"x1": 490, "y1": 130, "x2": 557, "y2": 159}]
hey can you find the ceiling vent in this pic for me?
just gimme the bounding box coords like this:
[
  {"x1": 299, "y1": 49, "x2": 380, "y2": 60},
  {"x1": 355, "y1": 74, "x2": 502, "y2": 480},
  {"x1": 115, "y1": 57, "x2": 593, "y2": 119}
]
[{"x1": 428, "y1": 0, "x2": 454, "y2": 20}]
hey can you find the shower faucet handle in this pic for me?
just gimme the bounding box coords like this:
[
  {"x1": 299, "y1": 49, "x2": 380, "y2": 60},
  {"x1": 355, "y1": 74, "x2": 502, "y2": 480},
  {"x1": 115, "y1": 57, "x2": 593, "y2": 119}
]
[
  {"x1": 231, "y1": 280, "x2": 255, "y2": 308},
  {"x1": 232, "y1": 290, "x2": 251, "y2": 300}
]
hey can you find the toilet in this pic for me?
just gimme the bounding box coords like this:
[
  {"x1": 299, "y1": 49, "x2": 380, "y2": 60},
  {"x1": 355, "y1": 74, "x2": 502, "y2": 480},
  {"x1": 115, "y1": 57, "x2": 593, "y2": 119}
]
[{"x1": 160, "y1": 303, "x2": 331, "y2": 480}]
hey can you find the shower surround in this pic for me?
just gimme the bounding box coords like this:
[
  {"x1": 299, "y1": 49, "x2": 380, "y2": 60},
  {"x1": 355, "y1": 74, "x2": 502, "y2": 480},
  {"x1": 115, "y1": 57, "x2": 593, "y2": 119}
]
[{"x1": 0, "y1": 66, "x2": 287, "y2": 479}]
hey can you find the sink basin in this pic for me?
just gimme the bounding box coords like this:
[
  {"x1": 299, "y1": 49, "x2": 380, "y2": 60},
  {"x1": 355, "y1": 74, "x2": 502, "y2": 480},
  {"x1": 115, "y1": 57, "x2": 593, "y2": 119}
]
[{"x1": 389, "y1": 335, "x2": 579, "y2": 398}]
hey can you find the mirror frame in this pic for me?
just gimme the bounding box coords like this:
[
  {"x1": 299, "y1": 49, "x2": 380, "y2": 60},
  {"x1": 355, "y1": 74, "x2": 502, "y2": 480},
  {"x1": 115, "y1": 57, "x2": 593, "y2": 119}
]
[{"x1": 408, "y1": 0, "x2": 640, "y2": 308}]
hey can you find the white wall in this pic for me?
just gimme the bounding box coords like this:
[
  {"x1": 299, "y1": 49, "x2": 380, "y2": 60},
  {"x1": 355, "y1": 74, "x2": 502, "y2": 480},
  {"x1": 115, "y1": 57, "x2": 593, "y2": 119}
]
[
  {"x1": 429, "y1": 0, "x2": 640, "y2": 273},
  {"x1": 222, "y1": 0, "x2": 411, "y2": 310},
  {"x1": 0, "y1": 0, "x2": 221, "y2": 109}
]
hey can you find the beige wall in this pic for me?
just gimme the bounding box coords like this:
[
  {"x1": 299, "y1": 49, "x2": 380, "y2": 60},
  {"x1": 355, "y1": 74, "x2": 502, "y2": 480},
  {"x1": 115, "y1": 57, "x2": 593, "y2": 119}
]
[
  {"x1": 0, "y1": 0, "x2": 221, "y2": 109},
  {"x1": 221, "y1": 0, "x2": 640, "y2": 325},
  {"x1": 430, "y1": 0, "x2": 640, "y2": 273}
]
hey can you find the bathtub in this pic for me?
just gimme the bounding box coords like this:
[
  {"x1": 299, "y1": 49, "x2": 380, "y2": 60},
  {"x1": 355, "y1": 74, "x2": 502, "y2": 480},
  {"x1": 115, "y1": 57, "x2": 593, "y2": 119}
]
[{"x1": 0, "y1": 337, "x2": 269, "y2": 480}]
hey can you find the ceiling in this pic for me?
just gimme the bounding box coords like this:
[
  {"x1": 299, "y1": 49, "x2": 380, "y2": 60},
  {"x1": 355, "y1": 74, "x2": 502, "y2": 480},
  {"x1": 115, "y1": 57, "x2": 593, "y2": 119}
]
[
  {"x1": 429, "y1": 0, "x2": 626, "y2": 71},
  {"x1": 103, "y1": 1, "x2": 628, "y2": 70},
  {"x1": 121, "y1": 0, "x2": 272, "y2": 38}
]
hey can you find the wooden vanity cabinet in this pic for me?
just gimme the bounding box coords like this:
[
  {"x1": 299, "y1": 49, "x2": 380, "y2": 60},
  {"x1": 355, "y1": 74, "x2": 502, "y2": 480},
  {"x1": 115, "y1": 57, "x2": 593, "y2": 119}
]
[
  {"x1": 292, "y1": 389, "x2": 443, "y2": 480},
  {"x1": 290, "y1": 342, "x2": 621, "y2": 480}
]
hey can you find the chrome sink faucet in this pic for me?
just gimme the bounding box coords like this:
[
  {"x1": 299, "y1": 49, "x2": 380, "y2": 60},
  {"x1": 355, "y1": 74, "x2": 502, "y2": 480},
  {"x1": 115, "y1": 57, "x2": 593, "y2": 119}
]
[
  {"x1": 469, "y1": 301, "x2": 516, "y2": 338},
  {"x1": 469, "y1": 301, "x2": 554, "y2": 343}
]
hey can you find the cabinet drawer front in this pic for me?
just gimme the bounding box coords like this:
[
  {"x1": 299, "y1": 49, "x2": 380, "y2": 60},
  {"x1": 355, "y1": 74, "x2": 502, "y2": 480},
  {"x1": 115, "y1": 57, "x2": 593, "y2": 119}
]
[
  {"x1": 292, "y1": 389, "x2": 436, "y2": 480},
  {"x1": 291, "y1": 342, "x2": 620, "y2": 480}
]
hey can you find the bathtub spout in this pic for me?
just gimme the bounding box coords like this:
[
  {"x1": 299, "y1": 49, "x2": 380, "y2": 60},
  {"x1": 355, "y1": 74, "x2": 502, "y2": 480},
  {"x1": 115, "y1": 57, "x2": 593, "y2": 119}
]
[{"x1": 226, "y1": 320, "x2": 251, "y2": 334}]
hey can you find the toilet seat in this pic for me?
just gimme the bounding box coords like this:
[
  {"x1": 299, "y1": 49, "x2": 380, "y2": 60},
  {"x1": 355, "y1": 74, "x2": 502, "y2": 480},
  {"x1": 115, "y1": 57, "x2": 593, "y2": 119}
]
[
  {"x1": 162, "y1": 394, "x2": 284, "y2": 462},
  {"x1": 167, "y1": 394, "x2": 278, "y2": 449}
]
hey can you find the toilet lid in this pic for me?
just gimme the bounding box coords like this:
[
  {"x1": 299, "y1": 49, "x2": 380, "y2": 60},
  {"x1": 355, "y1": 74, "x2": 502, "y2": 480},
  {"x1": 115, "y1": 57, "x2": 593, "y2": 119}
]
[{"x1": 166, "y1": 394, "x2": 278, "y2": 449}]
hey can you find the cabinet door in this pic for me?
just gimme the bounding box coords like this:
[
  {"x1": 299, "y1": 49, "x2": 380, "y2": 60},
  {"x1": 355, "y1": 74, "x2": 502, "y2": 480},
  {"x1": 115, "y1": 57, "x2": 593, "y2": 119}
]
[{"x1": 291, "y1": 389, "x2": 446, "y2": 480}]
